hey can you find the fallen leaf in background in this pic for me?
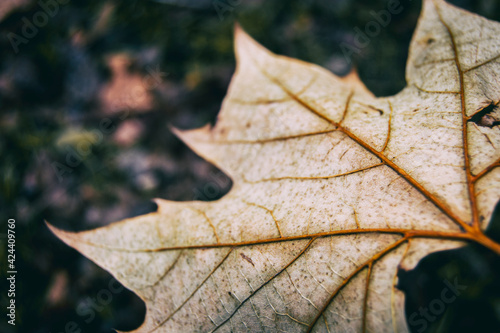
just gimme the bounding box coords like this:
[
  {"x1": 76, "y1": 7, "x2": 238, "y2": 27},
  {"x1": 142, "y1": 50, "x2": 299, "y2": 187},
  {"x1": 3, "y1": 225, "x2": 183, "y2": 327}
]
[
  {"x1": 0, "y1": 0, "x2": 30, "y2": 22},
  {"x1": 100, "y1": 54, "x2": 154, "y2": 115}
]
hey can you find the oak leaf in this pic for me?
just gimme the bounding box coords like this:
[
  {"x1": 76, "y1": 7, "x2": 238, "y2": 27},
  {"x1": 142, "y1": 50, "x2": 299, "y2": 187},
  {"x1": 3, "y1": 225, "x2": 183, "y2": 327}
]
[{"x1": 49, "y1": 0, "x2": 500, "y2": 332}]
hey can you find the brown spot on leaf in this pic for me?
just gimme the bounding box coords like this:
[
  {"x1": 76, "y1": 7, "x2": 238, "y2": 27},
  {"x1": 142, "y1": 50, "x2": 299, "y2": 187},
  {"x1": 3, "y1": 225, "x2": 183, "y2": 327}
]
[{"x1": 240, "y1": 253, "x2": 255, "y2": 266}]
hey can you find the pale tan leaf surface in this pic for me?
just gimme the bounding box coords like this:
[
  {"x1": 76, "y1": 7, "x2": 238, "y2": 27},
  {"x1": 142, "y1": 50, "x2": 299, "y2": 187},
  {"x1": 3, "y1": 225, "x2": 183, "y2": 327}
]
[{"x1": 49, "y1": 0, "x2": 500, "y2": 332}]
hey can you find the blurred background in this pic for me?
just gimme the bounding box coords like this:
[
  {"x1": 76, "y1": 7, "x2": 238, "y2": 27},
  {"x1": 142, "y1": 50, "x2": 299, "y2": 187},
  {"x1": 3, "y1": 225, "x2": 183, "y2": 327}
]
[{"x1": 0, "y1": 0, "x2": 499, "y2": 332}]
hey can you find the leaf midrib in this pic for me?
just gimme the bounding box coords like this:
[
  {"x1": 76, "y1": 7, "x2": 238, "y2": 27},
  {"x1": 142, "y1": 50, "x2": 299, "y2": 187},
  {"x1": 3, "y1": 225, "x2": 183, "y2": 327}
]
[
  {"x1": 434, "y1": 0, "x2": 479, "y2": 230},
  {"x1": 256, "y1": 62, "x2": 470, "y2": 232}
]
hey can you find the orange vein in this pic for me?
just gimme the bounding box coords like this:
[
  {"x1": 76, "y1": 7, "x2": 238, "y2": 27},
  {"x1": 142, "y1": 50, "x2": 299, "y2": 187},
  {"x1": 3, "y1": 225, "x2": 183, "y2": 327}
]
[
  {"x1": 242, "y1": 200, "x2": 283, "y2": 238},
  {"x1": 149, "y1": 250, "x2": 183, "y2": 287},
  {"x1": 414, "y1": 83, "x2": 460, "y2": 94},
  {"x1": 196, "y1": 209, "x2": 220, "y2": 244},
  {"x1": 343, "y1": 123, "x2": 470, "y2": 231},
  {"x1": 211, "y1": 129, "x2": 337, "y2": 145},
  {"x1": 381, "y1": 101, "x2": 393, "y2": 152},
  {"x1": 435, "y1": 1, "x2": 478, "y2": 230},
  {"x1": 464, "y1": 53, "x2": 500, "y2": 72},
  {"x1": 258, "y1": 63, "x2": 471, "y2": 232},
  {"x1": 149, "y1": 247, "x2": 234, "y2": 333},
  {"x1": 245, "y1": 163, "x2": 384, "y2": 183},
  {"x1": 211, "y1": 237, "x2": 317, "y2": 332},
  {"x1": 306, "y1": 237, "x2": 408, "y2": 332},
  {"x1": 339, "y1": 90, "x2": 354, "y2": 125},
  {"x1": 472, "y1": 157, "x2": 500, "y2": 182},
  {"x1": 67, "y1": 228, "x2": 474, "y2": 253},
  {"x1": 362, "y1": 262, "x2": 373, "y2": 333}
]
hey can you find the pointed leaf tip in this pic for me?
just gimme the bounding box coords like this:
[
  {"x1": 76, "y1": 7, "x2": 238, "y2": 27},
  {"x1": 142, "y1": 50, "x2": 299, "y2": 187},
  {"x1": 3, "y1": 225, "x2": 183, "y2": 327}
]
[{"x1": 45, "y1": 221, "x2": 78, "y2": 249}]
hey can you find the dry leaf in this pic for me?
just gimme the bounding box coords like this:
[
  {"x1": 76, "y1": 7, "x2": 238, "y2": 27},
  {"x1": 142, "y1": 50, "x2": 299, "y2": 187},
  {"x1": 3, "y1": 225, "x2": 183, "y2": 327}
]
[
  {"x1": 100, "y1": 53, "x2": 154, "y2": 114},
  {"x1": 49, "y1": 0, "x2": 500, "y2": 332}
]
